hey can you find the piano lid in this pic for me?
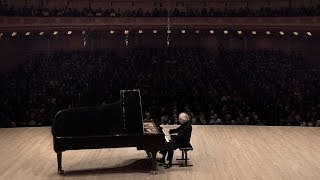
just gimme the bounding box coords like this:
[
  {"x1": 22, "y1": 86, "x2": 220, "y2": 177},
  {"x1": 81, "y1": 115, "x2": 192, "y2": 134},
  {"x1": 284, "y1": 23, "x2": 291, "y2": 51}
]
[
  {"x1": 120, "y1": 89, "x2": 144, "y2": 134},
  {"x1": 52, "y1": 89, "x2": 145, "y2": 137}
]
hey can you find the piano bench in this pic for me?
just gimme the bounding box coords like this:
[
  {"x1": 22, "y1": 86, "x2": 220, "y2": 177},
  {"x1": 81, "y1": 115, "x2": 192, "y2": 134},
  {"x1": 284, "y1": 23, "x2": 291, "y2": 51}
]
[{"x1": 176, "y1": 143, "x2": 193, "y2": 167}]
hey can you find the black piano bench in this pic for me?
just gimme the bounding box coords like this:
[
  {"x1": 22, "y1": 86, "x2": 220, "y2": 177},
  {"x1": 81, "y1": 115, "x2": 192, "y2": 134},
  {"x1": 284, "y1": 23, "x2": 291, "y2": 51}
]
[{"x1": 176, "y1": 143, "x2": 193, "y2": 167}]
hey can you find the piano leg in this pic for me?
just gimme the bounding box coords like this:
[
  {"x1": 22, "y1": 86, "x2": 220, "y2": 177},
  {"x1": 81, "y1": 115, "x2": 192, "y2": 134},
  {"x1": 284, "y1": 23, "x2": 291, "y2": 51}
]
[
  {"x1": 57, "y1": 152, "x2": 64, "y2": 175},
  {"x1": 151, "y1": 151, "x2": 157, "y2": 175}
]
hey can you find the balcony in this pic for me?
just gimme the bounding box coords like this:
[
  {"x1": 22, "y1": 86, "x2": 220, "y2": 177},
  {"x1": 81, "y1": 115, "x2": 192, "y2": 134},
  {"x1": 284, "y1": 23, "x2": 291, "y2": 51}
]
[{"x1": 0, "y1": 16, "x2": 319, "y2": 31}]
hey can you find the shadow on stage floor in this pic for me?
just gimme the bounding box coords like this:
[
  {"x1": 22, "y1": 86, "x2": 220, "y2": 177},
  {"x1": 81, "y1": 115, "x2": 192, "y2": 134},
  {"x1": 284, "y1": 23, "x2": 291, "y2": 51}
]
[{"x1": 62, "y1": 159, "x2": 153, "y2": 176}]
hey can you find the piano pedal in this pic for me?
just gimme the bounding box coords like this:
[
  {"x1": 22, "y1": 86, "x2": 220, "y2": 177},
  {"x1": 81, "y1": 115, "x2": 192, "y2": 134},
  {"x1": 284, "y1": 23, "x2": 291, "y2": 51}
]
[
  {"x1": 158, "y1": 163, "x2": 165, "y2": 166},
  {"x1": 145, "y1": 151, "x2": 152, "y2": 159}
]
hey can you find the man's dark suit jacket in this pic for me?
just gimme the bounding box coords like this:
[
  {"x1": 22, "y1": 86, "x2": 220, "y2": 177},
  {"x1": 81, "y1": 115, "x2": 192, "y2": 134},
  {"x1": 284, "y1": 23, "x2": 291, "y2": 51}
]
[{"x1": 169, "y1": 121, "x2": 192, "y2": 147}]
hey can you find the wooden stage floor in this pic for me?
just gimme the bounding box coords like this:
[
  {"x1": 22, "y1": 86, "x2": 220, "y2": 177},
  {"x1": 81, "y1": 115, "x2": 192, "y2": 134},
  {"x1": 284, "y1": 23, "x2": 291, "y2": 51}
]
[{"x1": 0, "y1": 125, "x2": 319, "y2": 180}]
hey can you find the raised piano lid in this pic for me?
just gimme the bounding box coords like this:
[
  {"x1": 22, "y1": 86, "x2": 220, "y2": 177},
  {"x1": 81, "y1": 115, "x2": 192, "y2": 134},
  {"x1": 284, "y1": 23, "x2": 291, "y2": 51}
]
[
  {"x1": 52, "y1": 100, "x2": 123, "y2": 137},
  {"x1": 120, "y1": 89, "x2": 144, "y2": 134},
  {"x1": 52, "y1": 89, "x2": 145, "y2": 137}
]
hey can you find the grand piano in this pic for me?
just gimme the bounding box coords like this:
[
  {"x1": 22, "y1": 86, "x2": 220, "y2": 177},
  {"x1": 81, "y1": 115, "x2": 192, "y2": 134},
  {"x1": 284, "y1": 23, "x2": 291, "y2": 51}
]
[{"x1": 51, "y1": 89, "x2": 168, "y2": 175}]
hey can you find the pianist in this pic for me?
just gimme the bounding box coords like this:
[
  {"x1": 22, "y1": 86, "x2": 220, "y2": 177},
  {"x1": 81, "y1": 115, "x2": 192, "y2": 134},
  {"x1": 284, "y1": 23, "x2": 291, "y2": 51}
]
[{"x1": 159, "y1": 112, "x2": 192, "y2": 168}]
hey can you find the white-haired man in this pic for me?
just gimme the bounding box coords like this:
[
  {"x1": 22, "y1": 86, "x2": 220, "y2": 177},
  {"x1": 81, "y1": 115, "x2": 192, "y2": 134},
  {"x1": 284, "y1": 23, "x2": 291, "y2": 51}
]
[{"x1": 159, "y1": 112, "x2": 192, "y2": 168}]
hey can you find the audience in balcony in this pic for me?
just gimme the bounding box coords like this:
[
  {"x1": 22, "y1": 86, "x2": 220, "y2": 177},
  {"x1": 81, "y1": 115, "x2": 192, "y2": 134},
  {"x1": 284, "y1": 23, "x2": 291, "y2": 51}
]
[{"x1": 1, "y1": 4, "x2": 320, "y2": 17}]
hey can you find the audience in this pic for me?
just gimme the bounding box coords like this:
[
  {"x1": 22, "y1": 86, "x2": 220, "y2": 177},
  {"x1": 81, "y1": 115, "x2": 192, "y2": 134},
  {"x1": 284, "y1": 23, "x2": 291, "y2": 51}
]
[
  {"x1": 220, "y1": 49, "x2": 320, "y2": 126},
  {"x1": 99, "y1": 48, "x2": 259, "y2": 126},
  {"x1": 1, "y1": 48, "x2": 319, "y2": 128},
  {"x1": 2, "y1": 4, "x2": 320, "y2": 17},
  {"x1": 0, "y1": 51, "x2": 113, "y2": 127}
]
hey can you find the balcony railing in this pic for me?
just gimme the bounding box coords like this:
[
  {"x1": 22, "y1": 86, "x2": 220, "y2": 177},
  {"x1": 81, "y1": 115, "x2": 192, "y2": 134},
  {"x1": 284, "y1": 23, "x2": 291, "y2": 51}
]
[{"x1": 0, "y1": 16, "x2": 319, "y2": 31}]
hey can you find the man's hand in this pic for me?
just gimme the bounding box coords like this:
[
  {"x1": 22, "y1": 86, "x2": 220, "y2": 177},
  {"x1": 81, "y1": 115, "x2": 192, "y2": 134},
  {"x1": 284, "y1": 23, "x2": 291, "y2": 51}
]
[
  {"x1": 162, "y1": 128, "x2": 170, "y2": 136},
  {"x1": 163, "y1": 129, "x2": 170, "y2": 133}
]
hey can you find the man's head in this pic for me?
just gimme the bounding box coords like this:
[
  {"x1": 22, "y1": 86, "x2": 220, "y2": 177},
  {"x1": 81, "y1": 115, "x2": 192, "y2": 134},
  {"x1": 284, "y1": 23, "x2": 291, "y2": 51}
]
[
  {"x1": 178, "y1": 112, "x2": 190, "y2": 124},
  {"x1": 145, "y1": 112, "x2": 150, "y2": 119},
  {"x1": 160, "y1": 116, "x2": 167, "y2": 124}
]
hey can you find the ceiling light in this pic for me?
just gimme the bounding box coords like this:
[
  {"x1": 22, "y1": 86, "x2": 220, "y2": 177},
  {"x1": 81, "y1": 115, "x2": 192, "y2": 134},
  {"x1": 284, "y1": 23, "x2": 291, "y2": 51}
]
[
  {"x1": 153, "y1": 30, "x2": 157, "y2": 34},
  {"x1": 293, "y1": 32, "x2": 298, "y2": 36},
  {"x1": 252, "y1": 31, "x2": 257, "y2": 35},
  {"x1": 266, "y1": 31, "x2": 271, "y2": 35},
  {"x1": 53, "y1": 31, "x2": 58, "y2": 35},
  {"x1": 12, "y1": 32, "x2": 17, "y2": 37},
  {"x1": 237, "y1": 30, "x2": 242, "y2": 35},
  {"x1": 110, "y1": 30, "x2": 115, "y2": 34},
  {"x1": 307, "y1": 32, "x2": 312, "y2": 36},
  {"x1": 167, "y1": 30, "x2": 171, "y2": 34},
  {"x1": 39, "y1": 32, "x2": 44, "y2": 36},
  {"x1": 138, "y1": 30, "x2": 143, "y2": 34},
  {"x1": 67, "y1": 31, "x2": 72, "y2": 35},
  {"x1": 124, "y1": 30, "x2": 129, "y2": 34},
  {"x1": 209, "y1": 30, "x2": 214, "y2": 34},
  {"x1": 279, "y1": 31, "x2": 285, "y2": 35},
  {"x1": 195, "y1": 30, "x2": 200, "y2": 34},
  {"x1": 25, "y1": 32, "x2": 31, "y2": 36},
  {"x1": 82, "y1": 31, "x2": 86, "y2": 35},
  {"x1": 181, "y1": 30, "x2": 186, "y2": 34}
]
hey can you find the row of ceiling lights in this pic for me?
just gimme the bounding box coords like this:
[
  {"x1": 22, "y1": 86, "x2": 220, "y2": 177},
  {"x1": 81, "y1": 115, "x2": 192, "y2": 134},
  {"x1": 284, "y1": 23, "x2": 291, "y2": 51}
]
[
  {"x1": 0, "y1": 30, "x2": 313, "y2": 37},
  {"x1": 112, "y1": 30, "x2": 313, "y2": 36}
]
